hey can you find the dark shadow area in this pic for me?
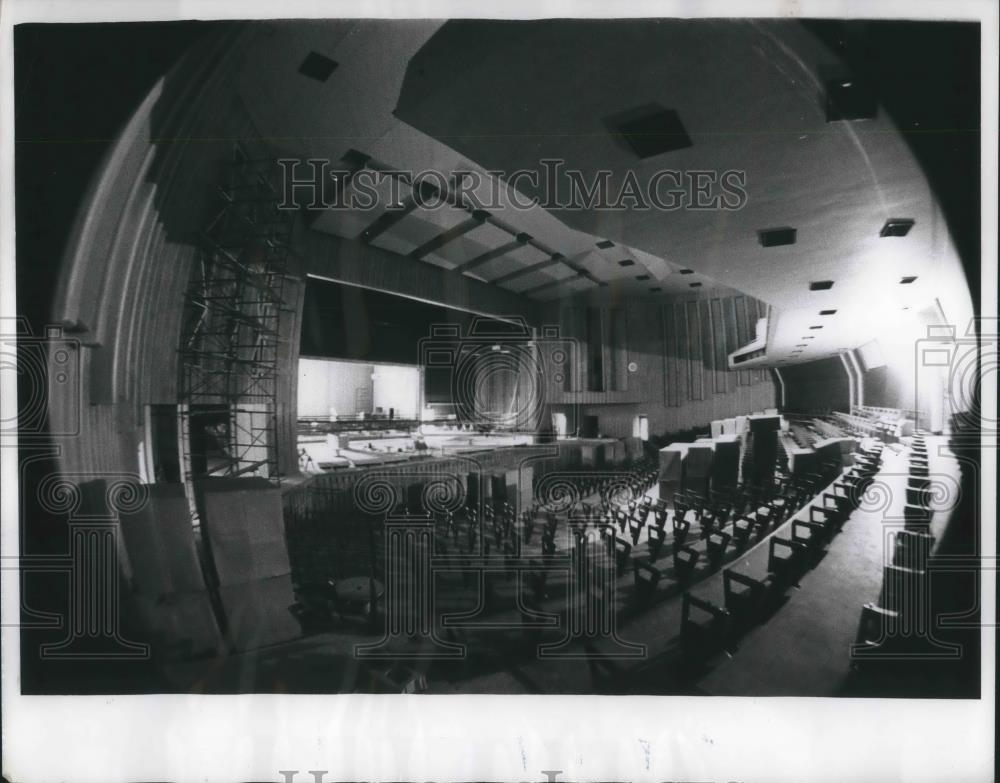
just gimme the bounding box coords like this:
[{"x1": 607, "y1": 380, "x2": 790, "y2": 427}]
[
  {"x1": 803, "y1": 20, "x2": 981, "y2": 310},
  {"x1": 840, "y1": 417, "x2": 982, "y2": 699},
  {"x1": 15, "y1": 22, "x2": 226, "y2": 695},
  {"x1": 778, "y1": 357, "x2": 852, "y2": 414}
]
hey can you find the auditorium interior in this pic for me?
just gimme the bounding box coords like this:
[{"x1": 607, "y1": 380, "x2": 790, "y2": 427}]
[{"x1": 13, "y1": 18, "x2": 985, "y2": 697}]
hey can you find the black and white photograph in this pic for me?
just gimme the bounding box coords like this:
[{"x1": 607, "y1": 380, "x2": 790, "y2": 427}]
[{"x1": 1, "y1": 2, "x2": 995, "y2": 781}]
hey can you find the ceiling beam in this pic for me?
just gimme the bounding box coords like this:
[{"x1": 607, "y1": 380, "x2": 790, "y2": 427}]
[
  {"x1": 491, "y1": 252, "x2": 566, "y2": 285},
  {"x1": 409, "y1": 209, "x2": 489, "y2": 260},
  {"x1": 452, "y1": 232, "x2": 532, "y2": 275},
  {"x1": 359, "y1": 195, "x2": 421, "y2": 244},
  {"x1": 520, "y1": 270, "x2": 593, "y2": 297}
]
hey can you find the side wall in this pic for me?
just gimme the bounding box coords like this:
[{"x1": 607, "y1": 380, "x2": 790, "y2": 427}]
[
  {"x1": 780, "y1": 356, "x2": 852, "y2": 413},
  {"x1": 544, "y1": 294, "x2": 777, "y2": 438}
]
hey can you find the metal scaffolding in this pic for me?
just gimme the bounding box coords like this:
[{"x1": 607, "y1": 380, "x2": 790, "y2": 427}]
[{"x1": 178, "y1": 143, "x2": 295, "y2": 488}]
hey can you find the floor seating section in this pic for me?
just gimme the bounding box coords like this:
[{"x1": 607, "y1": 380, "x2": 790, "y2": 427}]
[
  {"x1": 680, "y1": 436, "x2": 885, "y2": 660},
  {"x1": 272, "y1": 407, "x2": 924, "y2": 691}
]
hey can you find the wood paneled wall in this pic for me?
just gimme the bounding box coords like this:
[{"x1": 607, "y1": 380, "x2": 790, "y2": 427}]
[
  {"x1": 47, "y1": 28, "x2": 310, "y2": 478},
  {"x1": 48, "y1": 29, "x2": 254, "y2": 477},
  {"x1": 543, "y1": 294, "x2": 776, "y2": 437}
]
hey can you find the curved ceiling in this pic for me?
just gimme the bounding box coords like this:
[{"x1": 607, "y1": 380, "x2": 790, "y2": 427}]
[{"x1": 227, "y1": 19, "x2": 971, "y2": 367}]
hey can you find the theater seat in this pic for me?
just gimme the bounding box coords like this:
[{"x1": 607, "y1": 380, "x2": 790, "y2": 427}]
[
  {"x1": 792, "y1": 519, "x2": 827, "y2": 560},
  {"x1": 672, "y1": 515, "x2": 690, "y2": 546},
  {"x1": 723, "y1": 568, "x2": 769, "y2": 628},
  {"x1": 732, "y1": 516, "x2": 754, "y2": 547},
  {"x1": 633, "y1": 559, "x2": 661, "y2": 600},
  {"x1": 672, "y1": 545, "x2": 700, "y2": 582},
  {"x1": 767, "y1": 536, "x2": 808, "y2": 587},
  {"x1": 680, "y1": 592, "x2": 731, "y2": 658},
  {"x1": 613, "y1": 536, "x2": 632, "y2": 574},
  {"x1": 647, "y1": 525, "x2": 666, "y2": 557},
  {"x1": 706, "y1": 530, "x2": 731, "y2": 566}
]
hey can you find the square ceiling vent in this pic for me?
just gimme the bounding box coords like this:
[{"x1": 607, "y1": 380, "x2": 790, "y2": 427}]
[
  {"x1": 758, "y1": 227, "x2": 797, "y2": 247},
  {"x1": 604, "y1": 104, "x2": 693, "y2": 159},
  {"x1": 299, "y1": 52, "x2": 339, "y2": 82},
  {"x1": 881, "y1": 218, "x2": 915, "y2": 237}
]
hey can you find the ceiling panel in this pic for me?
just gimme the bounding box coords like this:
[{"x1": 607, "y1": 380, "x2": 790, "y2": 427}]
[
  {"x1": 502, "y1": 264, "x2": 577, "y2": 293},
  {"x1": 310, "y1": 177, "x2": 413, "y2": 239},
  {"x1": 422, "y1": 219, "x2": 513, "y2": 266}
]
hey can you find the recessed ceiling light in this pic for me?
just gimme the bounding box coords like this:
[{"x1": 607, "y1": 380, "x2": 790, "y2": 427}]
[
  {"x1": 810, "y1": 280, "x2": 834, "y2": 291},
  {"x1": 819, "y1": 309, "x2": 837, "y2": 316},
  {"x1": 803, "y1": 336, "x2": 815, "y2": 340},
  {"x1": 900, "y1": 276, "x2": 918, "y2": 284},
  {"x1": 649, "y1": 287, "x2": 661, "y2": 293},
  {"x1": 758, "y1": 227, "x2": 797, "y2": 247},
  {"x1": 596, "y1": 239, "x2": 615, "y2": 249},
  {"x1": 298, "y1": 52, "x2": 339, "y2": 82},
  {"x1": 810, "y1": 325, "x2": 823, "y2": 329},
  {"x1": 636, "y1": 274, "x2": 650, "y2": 281},
  {"x1": 689, "y1": 282, "x2": 703, "y2": 288},
  {"x1": 880, "y1": 218, "x2": 915, "y2": 238},
  {"x1": 796, "y1": 344, "x2": 807, "y2": 348},
  {"x1": 618, "y1": 259, "x2": 635, "y2": 267},
  {"x1": 678, "y1": 268, "x2": 694, "y2": 275}
]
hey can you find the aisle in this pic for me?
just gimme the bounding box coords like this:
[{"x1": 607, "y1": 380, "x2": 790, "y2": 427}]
[{"x1": 695, "y1": 448, "x2": 912, "y2": 695}]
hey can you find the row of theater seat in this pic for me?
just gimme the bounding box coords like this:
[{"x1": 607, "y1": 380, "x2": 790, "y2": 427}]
[
  {"x1": 678, "y1": 440, "x2": 886, "y2": 660},
  {"x1": 853, "y1": 434, "x2": 938, "y2": 661},
  {"x1": 397, "y1": 452, "x2": 821, "y2": 623},
  {"x1": 357, "y1": 433, "x2": 912, "y2": 694},
  {"x1": 520, "y1": 448, "x2": 856, "y2": 612}
]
